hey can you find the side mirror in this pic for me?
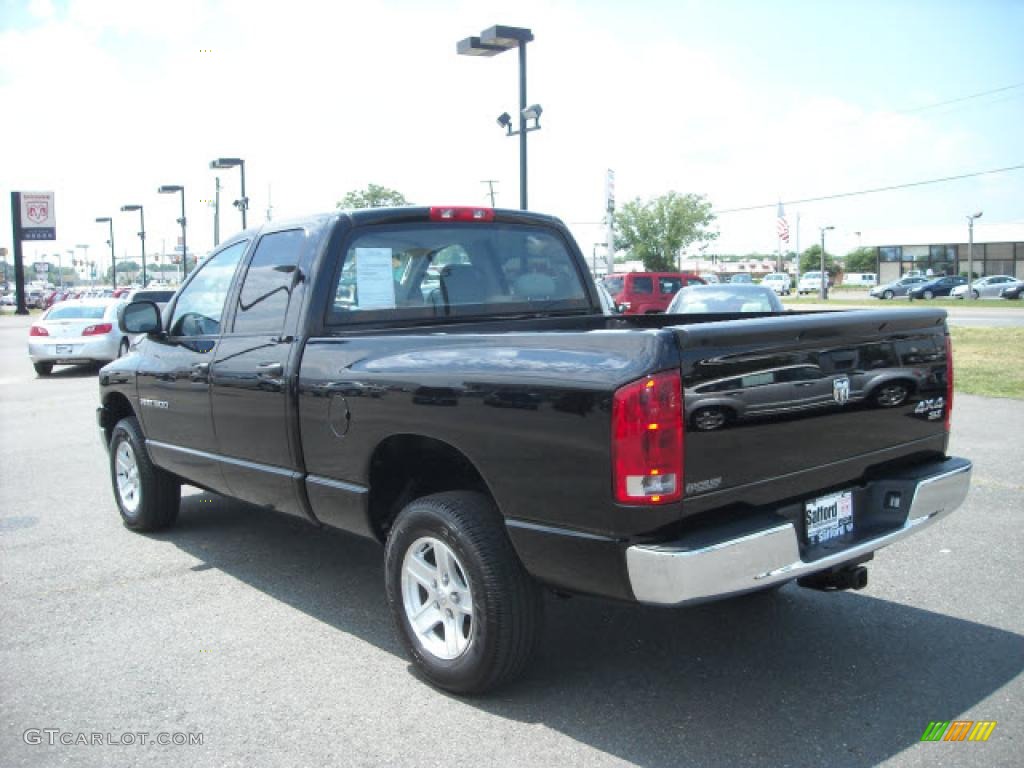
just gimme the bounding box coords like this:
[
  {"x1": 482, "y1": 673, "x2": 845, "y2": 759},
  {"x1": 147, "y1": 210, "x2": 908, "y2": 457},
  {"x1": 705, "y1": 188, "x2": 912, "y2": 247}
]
[{"x1": 119, "y1": 300, "x2": 162, "y2": 335}]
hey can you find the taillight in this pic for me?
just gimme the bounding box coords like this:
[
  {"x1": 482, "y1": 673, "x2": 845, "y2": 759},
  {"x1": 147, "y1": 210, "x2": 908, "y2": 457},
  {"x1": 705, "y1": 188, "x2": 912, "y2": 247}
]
[
  {"x1": 612, "y1": 370, "x2": 684, "y2": 505},
  {"x1": 429, "y1": 206, "x2": 495, "y2": 222},
  {"x1": 29, "y1": 325, "x2": 49, "y2": 336},
  {"x1": 945, "y1": 334, "x2": 954, "y2": 433},
  {"x1": 82, "y1": 323, "x2": 113, "y2": 336}
]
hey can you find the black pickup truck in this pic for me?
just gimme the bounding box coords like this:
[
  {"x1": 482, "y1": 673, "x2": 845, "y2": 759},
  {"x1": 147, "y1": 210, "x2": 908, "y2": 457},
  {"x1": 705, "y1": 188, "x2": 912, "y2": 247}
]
[{"x1": 97, "y1": 206, "x2": 971, "y2": 693}]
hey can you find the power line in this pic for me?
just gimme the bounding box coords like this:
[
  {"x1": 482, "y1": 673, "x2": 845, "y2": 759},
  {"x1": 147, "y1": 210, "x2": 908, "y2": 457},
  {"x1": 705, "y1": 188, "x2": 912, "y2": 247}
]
[
  {"x1": 894, "y1": 81, "x2": 1024, "y2": 115},
  {"x1": 714, "y1": 163, "x2": 1024, "y2": 215}
]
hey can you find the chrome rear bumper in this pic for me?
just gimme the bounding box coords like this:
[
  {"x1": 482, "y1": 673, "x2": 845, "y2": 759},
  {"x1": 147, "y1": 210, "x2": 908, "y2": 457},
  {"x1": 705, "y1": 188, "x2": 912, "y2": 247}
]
[{"x1": 626, "y1": 458, "x2": 972, "y2": 605}]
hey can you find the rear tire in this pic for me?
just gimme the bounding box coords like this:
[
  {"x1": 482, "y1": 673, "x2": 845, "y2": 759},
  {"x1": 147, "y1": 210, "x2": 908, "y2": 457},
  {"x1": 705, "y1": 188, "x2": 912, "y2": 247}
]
[
  {"x1": 873, "y1": 382, "x2": 910, "y2": 408},
  {"x1": 118, "y1": 337, "x2": 130, "y2": 357},
  {"x1": 923, "y1": 290, "x2": 934, "y2": 300},
  {"x1": 109, "y1": 416, "x2": 180, "y2": 531},
  {"x1": 33, "y1": 361, "x2": 53, "y2": 376},
  {"x1": 692, "y1": 406, "x2": 729, "y2": 431},
  {"x1": 385, "y1": 491, "x2": 543, "y2": 694}
]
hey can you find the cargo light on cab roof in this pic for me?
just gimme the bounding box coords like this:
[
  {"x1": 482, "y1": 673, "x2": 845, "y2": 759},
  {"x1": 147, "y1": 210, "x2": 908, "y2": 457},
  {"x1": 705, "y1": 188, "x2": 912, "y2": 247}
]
[{"x1": 429, "y1": 206, "x2": 495, "y2": 222}]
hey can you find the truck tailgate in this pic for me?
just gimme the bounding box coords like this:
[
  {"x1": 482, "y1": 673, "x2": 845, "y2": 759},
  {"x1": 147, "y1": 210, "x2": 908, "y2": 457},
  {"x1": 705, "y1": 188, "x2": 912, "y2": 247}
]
[{"x1": 671, "y1": 309, "x2": 951, "y2": 518}]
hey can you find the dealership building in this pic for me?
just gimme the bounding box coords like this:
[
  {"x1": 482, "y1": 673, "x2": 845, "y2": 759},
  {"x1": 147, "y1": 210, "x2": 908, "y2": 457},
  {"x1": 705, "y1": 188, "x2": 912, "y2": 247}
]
[{"x1": 859, "y1": 222, "x2": 1024, "y2": 284}]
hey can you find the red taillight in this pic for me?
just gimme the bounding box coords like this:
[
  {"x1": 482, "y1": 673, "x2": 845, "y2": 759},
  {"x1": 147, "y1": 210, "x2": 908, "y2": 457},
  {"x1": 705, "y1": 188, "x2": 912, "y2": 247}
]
[
  {"x1": 612, "y1": 370, "x2": 684, "y2": 505},
  {"x1": 945, "y1": 334, "x2": 954, "y2": 433},
  {"x1": 429, "y1": 206, "x2": 495, "y2": 222},
  {"x1": 82, "y1": 323, "x2": 113, "y2": 336},
  {"x1": 29, "y1": 325, "x2": 49, "y2": 337}
]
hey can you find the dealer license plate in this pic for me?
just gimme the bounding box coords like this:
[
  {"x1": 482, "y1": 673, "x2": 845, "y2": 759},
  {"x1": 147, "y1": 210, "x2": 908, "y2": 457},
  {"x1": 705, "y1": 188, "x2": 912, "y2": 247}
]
[
  {"x1": 804, "y1": 491, "x2": 854, "y2": 545},
  {"x1": 56, "y1": 344, "x2": 73, "y2": 355}
]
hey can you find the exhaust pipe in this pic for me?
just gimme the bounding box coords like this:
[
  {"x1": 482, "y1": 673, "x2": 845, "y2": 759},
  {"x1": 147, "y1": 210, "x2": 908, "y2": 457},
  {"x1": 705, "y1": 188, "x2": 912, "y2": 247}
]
[{"x1": 798, "y1": 565, "x2": 868, "y2": 592}]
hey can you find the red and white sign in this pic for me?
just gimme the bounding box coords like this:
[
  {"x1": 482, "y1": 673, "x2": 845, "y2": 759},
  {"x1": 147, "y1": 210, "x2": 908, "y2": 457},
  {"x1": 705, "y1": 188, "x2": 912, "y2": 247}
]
[{"x1": 19, "y1": 191, "x2": 56, "y2": 241}]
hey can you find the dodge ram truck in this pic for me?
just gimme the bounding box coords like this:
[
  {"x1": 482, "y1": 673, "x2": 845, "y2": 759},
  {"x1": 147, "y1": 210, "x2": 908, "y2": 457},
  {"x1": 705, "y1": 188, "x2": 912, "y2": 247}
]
[{"x1": 97, "y1": 205, "x2": 972, "y2": 693}]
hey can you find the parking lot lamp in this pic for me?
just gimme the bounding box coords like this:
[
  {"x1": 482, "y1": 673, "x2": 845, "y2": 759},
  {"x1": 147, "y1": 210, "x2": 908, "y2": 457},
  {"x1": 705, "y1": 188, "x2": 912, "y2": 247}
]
[
  {"x1": 95, "y1": 217, "x2": 116, "y2": 288},
  {"x1": 120, "y1": 205, "x2": 146, "y2": 286},
  {"x1": 966, "y1": 212, "x2": 982, "y2": 301},
  {"x1": 158, "y1": 185, "x2": 187, "y2": 279},
  {"x1": 819, "y1": 225, "x2": 834, "y2": 300},
  {"x1": 209, "y1": 158, "x2": 246, "y2": 229},
  {"x1": 457, "y1": 25, "x2": 536, "y2": 210}
]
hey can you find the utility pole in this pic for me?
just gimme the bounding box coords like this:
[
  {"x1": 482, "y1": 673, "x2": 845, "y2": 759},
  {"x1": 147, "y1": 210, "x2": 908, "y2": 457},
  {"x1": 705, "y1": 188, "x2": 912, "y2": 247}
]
[
  {"x1": 266, "y1": 183, "x2": 273, "y2": 222},
  {"x1": 213, "y1": 176, "x2": 221, "y2": 247},
  {"x1": 481, "y1": 180, "x2": 498, "y2": 207}
]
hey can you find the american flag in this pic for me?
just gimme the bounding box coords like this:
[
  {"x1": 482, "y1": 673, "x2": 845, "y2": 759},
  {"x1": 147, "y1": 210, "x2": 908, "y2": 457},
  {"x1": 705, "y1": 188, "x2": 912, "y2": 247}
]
[{"x1": 776, "y1": 202, "x2": 790, "y2": 242}]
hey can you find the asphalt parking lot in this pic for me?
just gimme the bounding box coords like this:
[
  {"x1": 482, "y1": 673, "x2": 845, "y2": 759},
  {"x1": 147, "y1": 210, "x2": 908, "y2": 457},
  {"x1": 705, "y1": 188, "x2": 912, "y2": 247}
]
[{"x1": 1, "y1": 313, "x2": 1021, "y2": 768}]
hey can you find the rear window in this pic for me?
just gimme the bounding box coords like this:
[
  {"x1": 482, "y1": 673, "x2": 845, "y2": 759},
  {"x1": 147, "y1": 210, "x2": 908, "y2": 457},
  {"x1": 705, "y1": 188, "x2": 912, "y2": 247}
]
[
  {"x1": 132, "y1": 290, "x2": 175, "y2": 304},
  {"x1": 328, "y1": 223, "x2": 588, "y2": 323},
  {"x1": 46, "y1": 305, "x2": 107, "y2": 320}
]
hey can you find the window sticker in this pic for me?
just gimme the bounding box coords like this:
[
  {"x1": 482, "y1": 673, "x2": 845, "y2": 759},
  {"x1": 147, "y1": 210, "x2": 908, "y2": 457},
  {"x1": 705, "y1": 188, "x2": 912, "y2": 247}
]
[{"x1": 354, "y1": 247, "x2": 396, "y2": 310}]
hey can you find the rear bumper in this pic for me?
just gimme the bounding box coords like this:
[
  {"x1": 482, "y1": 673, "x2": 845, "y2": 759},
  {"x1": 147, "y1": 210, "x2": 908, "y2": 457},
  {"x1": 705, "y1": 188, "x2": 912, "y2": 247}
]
[
  {"x1": 28, "y1": 336, "x2": 119, "y2": 364},
  {"x1": 626, "y1": 457, "x2": 971, "y2": 605}
]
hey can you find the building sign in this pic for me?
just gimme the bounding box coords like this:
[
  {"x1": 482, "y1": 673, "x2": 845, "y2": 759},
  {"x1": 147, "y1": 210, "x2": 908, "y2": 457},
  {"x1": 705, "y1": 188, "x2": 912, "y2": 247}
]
[
  {"x1": 33, "y1": 261, "x2": 50, "y2": 276},
  {"x1": 19, "y1": 191, "x2": 56, "y2": 241}
]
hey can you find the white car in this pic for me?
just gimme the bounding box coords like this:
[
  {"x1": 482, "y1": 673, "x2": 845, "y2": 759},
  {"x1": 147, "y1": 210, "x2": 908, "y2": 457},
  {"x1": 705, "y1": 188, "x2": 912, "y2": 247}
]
[
  {"x1": 761, "y1": 273, "x2": 792, "y2": 295},
  {"x1": 797, "y1": 271, "x2": 830, "y2": 295},
  {"x1": 27, "y1": 299, "x2": 129, "y2": 376},
  {"x1": 950, "y1": 275, "x2": 1018, "y2": 299}
]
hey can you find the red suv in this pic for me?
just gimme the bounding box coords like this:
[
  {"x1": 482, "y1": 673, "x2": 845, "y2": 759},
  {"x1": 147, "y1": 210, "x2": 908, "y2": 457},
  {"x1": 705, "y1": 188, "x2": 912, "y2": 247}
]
[{"x1": 602, "y1": 272, "x2": 705, "y2": 314}]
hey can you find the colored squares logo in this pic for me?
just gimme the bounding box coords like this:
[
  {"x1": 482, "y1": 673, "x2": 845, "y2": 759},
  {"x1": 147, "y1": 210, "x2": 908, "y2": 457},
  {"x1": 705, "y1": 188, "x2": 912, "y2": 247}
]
[{"x1": 921, "y1": 720, "x2": 997, "y2": 742}]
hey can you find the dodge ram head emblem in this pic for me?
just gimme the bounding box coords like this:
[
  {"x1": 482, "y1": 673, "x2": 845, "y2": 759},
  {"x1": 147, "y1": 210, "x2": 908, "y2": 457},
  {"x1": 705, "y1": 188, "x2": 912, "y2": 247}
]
[{"x1": 833, "y1": 376, "x2": 851, "y2": 404}]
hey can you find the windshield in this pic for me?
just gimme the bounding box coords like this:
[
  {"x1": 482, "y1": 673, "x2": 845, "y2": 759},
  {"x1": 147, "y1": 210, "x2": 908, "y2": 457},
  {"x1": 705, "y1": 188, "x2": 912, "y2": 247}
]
[
  {"x1": 667, "y1": 285, "x2": 784, "y2": 313},
  {"x1": 329, "y1": 223, "x2": 589, "y2": 323}
]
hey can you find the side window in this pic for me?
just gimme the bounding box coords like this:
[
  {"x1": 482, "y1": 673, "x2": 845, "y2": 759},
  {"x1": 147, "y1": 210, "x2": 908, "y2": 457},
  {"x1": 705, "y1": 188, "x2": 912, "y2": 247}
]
[
  {"x1": 168, "y1": 241, "x2": 248, "y2": 336},
  {"x1": 632, "y1": 276, "x2": 654, "y2": 294},
  {"x1": 232, "y1": 230, "x2": 305, "y2": 334},
  {"x1": 659, "y1": 277, "x2": 682, "y2": 295}
]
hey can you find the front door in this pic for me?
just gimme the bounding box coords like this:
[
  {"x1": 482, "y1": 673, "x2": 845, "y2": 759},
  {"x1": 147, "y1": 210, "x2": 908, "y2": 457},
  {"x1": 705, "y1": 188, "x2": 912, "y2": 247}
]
[
  {"x1": 137, "y1": 240, "x2": 249, "y2": 492},
  {"x1": 210, "y1": 229, "x2": 309, "y2": 518}
]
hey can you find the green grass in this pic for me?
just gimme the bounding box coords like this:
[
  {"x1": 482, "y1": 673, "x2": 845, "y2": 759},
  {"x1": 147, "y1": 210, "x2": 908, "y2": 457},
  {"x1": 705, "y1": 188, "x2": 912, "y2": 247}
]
[{"x1": 950, "y1": 326, "x2": 1024, "y2": 399}]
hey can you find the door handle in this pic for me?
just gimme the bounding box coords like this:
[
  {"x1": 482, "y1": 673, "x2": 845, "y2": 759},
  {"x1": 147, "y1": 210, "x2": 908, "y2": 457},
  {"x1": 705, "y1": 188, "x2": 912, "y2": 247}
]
[{"x1": 256, "y1": 362, "x2": 284, "y2": 376}]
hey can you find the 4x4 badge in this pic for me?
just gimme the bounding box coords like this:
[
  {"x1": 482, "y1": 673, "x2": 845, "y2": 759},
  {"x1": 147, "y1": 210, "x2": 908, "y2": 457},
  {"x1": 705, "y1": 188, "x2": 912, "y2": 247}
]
[{"x1": 833, "y1": 377, "x2": 851, "y2": 404}]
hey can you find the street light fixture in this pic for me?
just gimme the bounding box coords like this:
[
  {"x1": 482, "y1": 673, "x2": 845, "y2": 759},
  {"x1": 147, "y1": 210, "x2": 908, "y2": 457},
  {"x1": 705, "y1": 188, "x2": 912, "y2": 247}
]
[
  {"x1": 120, "y1": 205, "x2": 147, "y2": 286},
  {"x1": 158, "y1": 184, "x2": 188, "y2": 280},
  {"x1": 966, "y1": 211, "x2": 982, "y2": 302},
  {"x1": 819, "y1": 225, "x2": 835, "y2": 300},
  {"x1": 95, "y1": 217, "x2": 116, "y2": 289},
  {"x1": 209, "y1": 157, "x2": 247, "y2": 229},
  {"x1": 458, "y1": 24, "x2": 537, "y2": 210}
]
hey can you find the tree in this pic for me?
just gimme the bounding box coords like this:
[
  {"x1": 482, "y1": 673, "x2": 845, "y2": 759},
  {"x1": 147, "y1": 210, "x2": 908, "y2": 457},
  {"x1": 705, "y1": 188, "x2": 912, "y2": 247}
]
[
  {"x1": 799, "y1": 245, "x2": 838, "y2": 276},
  {"x1": 613, "y1": 192, "x2": 717, "y2": 272},
  {"x1": 844, "y1": 247, "x2": 876, "y2": 273},
  {"x1": 338, "y1": 184, "x2": 410, "y2": 209}
]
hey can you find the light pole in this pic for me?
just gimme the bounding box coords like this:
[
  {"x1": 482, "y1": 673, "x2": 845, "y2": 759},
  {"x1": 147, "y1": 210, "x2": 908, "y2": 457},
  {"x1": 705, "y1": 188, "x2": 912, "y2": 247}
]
[
  {"x1": 95, "y1": 217, "x2": 116, "y2": 288},
  {"x1": 819, "y1": 225, "x2": 834, "y2": 300},
  {"x1": 458, "y1": 25, "x2": 538, "y2": 210},
  {"x1": 158, "y1": 185, "x2": 187, "y2": 280},
  {"x1": 210, "y1": 158, "x2": 246, "y2": 229},
  {"x1": 120, "y1": 205, "x2": 146, "y2": 286},
  {"x1": 966, "y1": 211, "x2": 982, "y2": 301}
]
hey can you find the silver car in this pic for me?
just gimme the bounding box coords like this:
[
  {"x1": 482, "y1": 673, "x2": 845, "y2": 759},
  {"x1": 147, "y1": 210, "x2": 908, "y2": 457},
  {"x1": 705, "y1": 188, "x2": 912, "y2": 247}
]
[
  {"x1": 950, "y1": 275, "x2": 1018, "y2": 299},
  {"x1": 27, "y1": 299, "x2": 129, "y2": 376},
  {"x1": 868, "y1": 276, "x2": 928, "y2": 299}
]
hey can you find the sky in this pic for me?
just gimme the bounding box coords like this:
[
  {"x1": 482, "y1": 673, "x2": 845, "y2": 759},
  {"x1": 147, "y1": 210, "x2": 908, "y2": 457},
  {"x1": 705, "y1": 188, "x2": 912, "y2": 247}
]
[{"x1": 1, "y1": 0, "x2": 1022, "y2": 278}]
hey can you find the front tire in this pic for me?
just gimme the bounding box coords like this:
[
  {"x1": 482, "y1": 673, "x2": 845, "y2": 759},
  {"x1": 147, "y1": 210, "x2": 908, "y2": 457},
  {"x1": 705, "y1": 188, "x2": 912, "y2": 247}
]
[
  {"x1": 109, "y1": 416, "x2": 180, "y2": 531},
  {"x1": 385, "y1": 491, "x2": 543, "y2": 694},
  {"x1": 883, "y1": 290, "x2": 894, "y2": 300},
  {"x1": 923, "y1": 290, "x2": 934, "y2": 300},
  {"x1": 873, "y1": 382, "x2": 910, "y2": 408}
]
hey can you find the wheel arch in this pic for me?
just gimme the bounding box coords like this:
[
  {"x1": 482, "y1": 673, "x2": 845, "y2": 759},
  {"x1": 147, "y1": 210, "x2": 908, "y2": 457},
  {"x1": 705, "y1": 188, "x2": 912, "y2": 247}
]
[
  {"x1": 99, "y1": 391, "x2": 138, "y2": 447},
  {"x1": 366, "y1": 433, "x2": 497, "y2": 544}
]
